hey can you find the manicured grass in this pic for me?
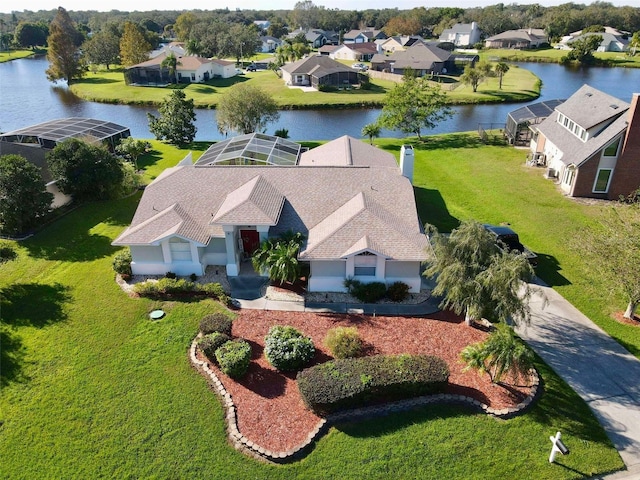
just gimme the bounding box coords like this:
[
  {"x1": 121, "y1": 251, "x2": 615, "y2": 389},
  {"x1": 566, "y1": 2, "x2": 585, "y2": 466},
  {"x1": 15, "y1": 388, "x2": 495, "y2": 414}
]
[
  {"x1": 481, "y1": 47, "x2": 640, "y2": 68},
  {"x1": 69, "y1": 65, "x2": 540, "y2": 108},
  {"x1": 0, "y1": 138, "x2": 624, "y2": 478},
  {"x1": 0, "y1": 49, "x2": 36, "y2": 62},
  {"x1": 376, "y1": 133, "x2": 640, "y2": 358}
]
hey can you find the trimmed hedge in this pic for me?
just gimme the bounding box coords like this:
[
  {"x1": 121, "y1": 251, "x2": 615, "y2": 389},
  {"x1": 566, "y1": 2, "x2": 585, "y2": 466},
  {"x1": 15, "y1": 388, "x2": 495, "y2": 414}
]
[
  {"x1": 264, "y1": 325, "x2": 315, "y2": 372},
  {"x1": 132, "y1": 278, "x2": 228, "y2": 303},
  {"x1": 215, "y1": 339, "x2": 252, "y2": 379},
  {"x1": 344, "y1": 278, "x2": 387, "y2": 303},
  {"x1": 324, "y1": 327, "x2": 362, "y2": 359},
  {"x1": 198, "y1": 332, "x2": 231, "y2": 361},
  {"x1": 297, "y1": 354, "x2": 449, "y2": 414},
  {"x1": 199, "y1": 313, "x2": 233, "y2": 336}
]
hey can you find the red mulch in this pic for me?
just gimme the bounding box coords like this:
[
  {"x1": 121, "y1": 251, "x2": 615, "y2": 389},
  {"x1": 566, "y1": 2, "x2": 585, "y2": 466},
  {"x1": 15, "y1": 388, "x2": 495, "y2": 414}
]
[
  {"x1": 613, "y1": 311, "x2": 640, "y2": 326},
  {"x1": 196, "y1": 310, "x2": 533, "y2": 453}
]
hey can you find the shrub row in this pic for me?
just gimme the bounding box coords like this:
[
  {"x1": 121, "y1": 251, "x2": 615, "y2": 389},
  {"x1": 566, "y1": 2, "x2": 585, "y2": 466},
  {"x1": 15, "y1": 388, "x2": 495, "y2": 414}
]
[
  {"x1": 133, "y1": 278, "x2": 228, "y2": 303},
  {"x1": 344, "y1": 279, "x2": 411, "y2": 303},
  {"x1": 297, "y1": 354, "x2": 449, "y2": 414}
]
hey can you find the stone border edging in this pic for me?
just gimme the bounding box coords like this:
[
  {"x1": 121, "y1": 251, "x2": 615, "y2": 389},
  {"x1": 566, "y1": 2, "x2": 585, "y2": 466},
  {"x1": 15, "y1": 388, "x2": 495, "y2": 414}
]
[{"x1": 189, "y1": 336, "x2": 541, "y2": 463}]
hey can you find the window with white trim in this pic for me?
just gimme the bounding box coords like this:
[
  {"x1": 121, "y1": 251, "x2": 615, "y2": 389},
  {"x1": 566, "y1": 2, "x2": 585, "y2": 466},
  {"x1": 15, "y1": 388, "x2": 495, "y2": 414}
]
[
  {"x1": 169, "y1": 238, "x2": 191, "y2": 261},
  {"x1": 593, "y1": 168, "x2": 613, "y2": 193},
  {"x1": 603, "y1": 138, "x2": 621, "y2": 157},
  {"x1": 354, "y1": 252, "x2": 376, "y2": 276},
  {"x1": 563, "y1": 166, "x2": 575, "y2": 186}
]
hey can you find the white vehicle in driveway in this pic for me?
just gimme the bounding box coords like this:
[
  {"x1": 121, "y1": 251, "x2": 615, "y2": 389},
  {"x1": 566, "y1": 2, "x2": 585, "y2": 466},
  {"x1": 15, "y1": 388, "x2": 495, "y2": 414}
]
[{"x1": 351, "y1": 63, "x2": 368, "y2": 71}]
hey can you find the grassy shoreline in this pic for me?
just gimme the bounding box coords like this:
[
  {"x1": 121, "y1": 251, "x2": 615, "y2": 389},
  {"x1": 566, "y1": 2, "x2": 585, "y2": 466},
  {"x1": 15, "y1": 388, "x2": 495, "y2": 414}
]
[
  {"x1": 69, "y1": 64, "x2": 541, "y2": 109},
  {"x1": 480, "y1": 47, "x2": 640, "y2": 68},
  {"x1": 0, "y1": 49, "x2": 37, "y2": 63}
]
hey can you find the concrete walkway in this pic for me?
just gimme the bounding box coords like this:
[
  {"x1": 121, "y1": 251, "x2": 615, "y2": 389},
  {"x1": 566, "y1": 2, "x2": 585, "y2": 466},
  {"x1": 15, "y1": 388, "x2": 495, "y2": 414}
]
[{"x1": 516, "y1": 280, "x2": 640, "y2": 477}]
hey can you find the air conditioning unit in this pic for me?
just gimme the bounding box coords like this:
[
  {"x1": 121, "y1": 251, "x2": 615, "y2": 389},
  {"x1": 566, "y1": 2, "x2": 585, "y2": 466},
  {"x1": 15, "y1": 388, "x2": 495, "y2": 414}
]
[{"x1": 545, "y1": 168, "x2": 557, "y2": 179}]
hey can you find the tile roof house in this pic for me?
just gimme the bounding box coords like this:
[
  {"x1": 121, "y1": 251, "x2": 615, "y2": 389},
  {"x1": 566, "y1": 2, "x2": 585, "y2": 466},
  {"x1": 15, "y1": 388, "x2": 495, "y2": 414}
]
[
  {"x1": 530, "y1": 84, "x2": 640, "y2": 199},
  {"x1": 439, "y1": 22, "x2": 481, "y2": 47},
  {"x1": 113, "y1": 134, "x2": 428, "y2": 292},
  {"x1": 371, "y1": 43, "x2": 453, "y2": 76},
  {"x1": 280, "y1": 55, "x2": 364, "y2": 89},
  {"x1": 484, "y1": 28, "x2": 548, "y2": 49},
  {"x1": 124, "y1": 53, "x2": 236, "y2": 85}
]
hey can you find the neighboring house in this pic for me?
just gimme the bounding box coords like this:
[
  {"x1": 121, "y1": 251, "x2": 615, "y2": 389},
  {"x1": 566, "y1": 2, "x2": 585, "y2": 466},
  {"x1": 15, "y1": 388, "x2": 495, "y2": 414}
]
[
  {"x1": 260, "y1": 36, "x2": 282, "y2": 53},
  {"x1": 530, "y1": 84, "x2": 640, "y2": 199},
  {"x1": 124, "y1": 53, "x2": 236, "y2": 85},
  {"x1": 280, "y1": 55, "x2": 364, "y2": 89},
  {"x1": 439, "y1": 22, "x2": 481, "y2": 47},
  {"x1": 370, "y1": 43, "x2": 453, "y2": 76},
  {"x1": 318, "y1": 44, "x2": 339, "y2": 56},
  {"x1": 253, "y1": 20, "x2": 271, "y2": 31},
  {"x1": 287, "y1": 28, "x2": 328, "y2": 48},
  {"x1": 112, "y1": 133, "x2": 428, "y2": 293},
  {"x1": 484, "y1": 28, "x2": 548, "y2": 49},
  {"x1": 558, "y1": 27, "x2": 630, "y2": 52},
  {"x1": 0, "y1": 117, "x2": 130, "y2": 208},
  {"x1": 251, "y1": 56, "x2": 278, "y2": 70},
  {"x1": 379, "y1": 36, "x2": 426, "y2": 53},
  {"x1": 330, "y1": 42, "x2": 378, "y2": 62},
  {"x1": 149, "y1": 41, "x2": 186, "y2": 59},
  {"x1": 343, "y1": 29, "x2": 386, "y2": 44}
]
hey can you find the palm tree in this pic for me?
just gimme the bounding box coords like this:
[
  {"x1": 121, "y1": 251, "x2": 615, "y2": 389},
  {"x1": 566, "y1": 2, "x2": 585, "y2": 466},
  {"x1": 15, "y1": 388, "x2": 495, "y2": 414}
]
[
  {"x1": 494, "y1": 62, "x2": 510, "y2": 89},
  {"x1": 362, "y1": 123, "x2": 381, "y2": 145},
  {"x1": 161, "y1": 52, "x2": 180, "y2": 84},
  {"x1": 251, "y1": 232, "x2": 306, "y2": 285},
  {"x1": 185, "y1": 39, "x2": 202, "y2": 56}
]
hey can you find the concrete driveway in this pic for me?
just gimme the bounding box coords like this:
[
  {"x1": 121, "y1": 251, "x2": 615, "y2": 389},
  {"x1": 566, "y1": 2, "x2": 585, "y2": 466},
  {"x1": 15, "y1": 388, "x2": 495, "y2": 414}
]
[{"x1": 516, "y1": 280, "x2": 640, "y2": 475}]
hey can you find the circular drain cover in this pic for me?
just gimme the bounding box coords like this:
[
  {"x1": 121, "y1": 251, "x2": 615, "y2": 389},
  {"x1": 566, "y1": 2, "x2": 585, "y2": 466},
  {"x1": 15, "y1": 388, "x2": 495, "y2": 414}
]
[{"x1": 149, "y1": 310, "x2": 165, "y2": 320}]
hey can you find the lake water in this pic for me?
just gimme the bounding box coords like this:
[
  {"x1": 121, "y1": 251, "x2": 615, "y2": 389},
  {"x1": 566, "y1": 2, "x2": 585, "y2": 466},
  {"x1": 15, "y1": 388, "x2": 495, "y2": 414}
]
[{"x1": 1, "y1": 57, "x2": 639, "y2": 141}]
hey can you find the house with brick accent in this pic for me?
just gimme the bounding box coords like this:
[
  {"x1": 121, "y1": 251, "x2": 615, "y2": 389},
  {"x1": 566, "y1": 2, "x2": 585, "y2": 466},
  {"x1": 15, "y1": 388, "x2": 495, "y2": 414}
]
[
  {"x1": 530, "y1": 84, "x2": 640, "y2": 199},
  {"x1": 113, "y1": 134, "x2": 428, "y2": 292}
]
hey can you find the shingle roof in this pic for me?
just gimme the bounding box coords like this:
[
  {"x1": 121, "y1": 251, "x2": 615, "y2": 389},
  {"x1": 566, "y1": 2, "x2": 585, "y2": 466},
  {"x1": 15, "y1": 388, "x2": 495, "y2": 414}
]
[
  {"x1": 555, "y1": 84, "x2": 629, "y2": 130},
  {"x1": 280, "y1": 55, "x2": 354, "y2": 76},
  {"x1": 113, "y1": 137, "x2": 428, "y2": 262},
  {"x1": 381, "y1": 43, "x2": 451, "y2": 70},
  {"x1": 211, "y1": 175, "x2": 284, "y2": 226},
  {"x1": 298, "y1": 135, "x2": 398, "y2": 167}
]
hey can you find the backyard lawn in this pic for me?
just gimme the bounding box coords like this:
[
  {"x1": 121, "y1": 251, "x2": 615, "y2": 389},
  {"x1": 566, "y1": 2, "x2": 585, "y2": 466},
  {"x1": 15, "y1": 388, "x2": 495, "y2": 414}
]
[
  {"x1": 0, "y1": 136, "x2": 628, "y2": 479},
  {"x1": 0, "y1": 49, "x2": 36, "y2": 63},
  {"x1": 480, "y1": 47, "x2": 640, "y2": 68},
  {"x1": 69, "y1": 64, "x2": 540, "y2": 108}
]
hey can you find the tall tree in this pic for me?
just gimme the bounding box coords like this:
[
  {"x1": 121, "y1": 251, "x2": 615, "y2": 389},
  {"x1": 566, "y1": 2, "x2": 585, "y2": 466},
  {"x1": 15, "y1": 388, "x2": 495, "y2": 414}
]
[
  {"x1": 216, "y1": 84, "x2": 280, "y2": 136},
  {"x1": 628, "y1": 31, "x2": 640, "y2": 56},
  {"x1": 290, "y1": 0, "x2": 320, "y2": 30},
  {"x1": 45, "y1": 7, "x2": 83, "y2": 83},
  {"x1": 494, "y1": 62, "x2": 510, "y2": 89},
  {"x1": 147, "y1": 90, "x2": 197, "y2": 145},
  {"x1": 377, "y1": 73, "x2": 454, "y2": 140},
  {"x1": 425, "y1": 220, "x2": 536, "y2": 326},
  {"x1": 579, "y1": 206, "x2": 640, "y2": 319},
  {"x1": 82, "y1": 31, "x2": 120, "y2": 70},
  {"x1": 46, "y1": 139, "x2": 125, "y2": 201},
  {"x1": 160, "y1": 52, "x2": 180, "y2": 84},
  {"x1": 566, "y1": 34, "x2": 603, "y2": 65},
  {"x1": 14, "y1": 22, "x2": 47, "y2": 49},
  {"x1": 120, "y1": 21, "x2": 152, "y2": 67},
  {"x1": 460, "y1": 65, "x2": 485, "y2": 93},
  {"x1": 115, "y1": 137, "x2": 150, "y2": 171},
  {"x1": 0, "y1": 154, "x2": 52, "y2": 235}
]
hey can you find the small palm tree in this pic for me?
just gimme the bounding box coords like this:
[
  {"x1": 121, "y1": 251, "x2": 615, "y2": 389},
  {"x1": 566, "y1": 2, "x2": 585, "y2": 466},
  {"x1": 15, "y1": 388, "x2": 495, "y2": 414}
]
[
  {"x1": 362, "y1": 123, "x2": 381, "y2": 145},
  {"x1": 251, "y1": 231, "x2": 306, "y2": 285},
  {"x1": 161, "y1": 52, "x2": 180, "y2": 84},
  {"x1": 494, "y1": 62, "x2": 510, "y2": 89},
  {"x1": 461, "y1": 323, "x2": 534, "y2": 385}
]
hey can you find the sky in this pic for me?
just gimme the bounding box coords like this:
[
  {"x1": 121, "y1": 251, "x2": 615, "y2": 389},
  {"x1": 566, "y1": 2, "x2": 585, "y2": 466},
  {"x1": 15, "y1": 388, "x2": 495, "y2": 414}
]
[{"x1": 3, "y1": 0, "x2": 640, "y2": 13}]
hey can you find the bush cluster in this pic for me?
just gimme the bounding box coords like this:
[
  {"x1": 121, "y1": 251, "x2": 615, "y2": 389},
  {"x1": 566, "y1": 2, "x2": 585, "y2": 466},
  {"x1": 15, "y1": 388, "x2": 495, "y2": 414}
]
[
  {"x1": 264, "y1": 325, "x2": 315, "y2": 371},
  {"x1": 112, "y1": 249, "x2": 132, "y2": 277},
  {"x1": 324, "y1": 327, "x2": 362, "y2": 359},
  {"x1": 198, "y1": 332, "x2": 231, "y2": 361},
  {"x1": 132, "y1": 278, "x2": 228, "y2": 303},
  {"x1": 215, "y1": 340, "x2": 252, "y2": 379},
  {"x1": 199, "y1": 313, "x2": 233, "y2": 336},
  {"x1": 343, "y1": 278, "x2": 412, "y2": 303},
  {"x1": 297, "y1": 354, "x2": 449, "y2": 414},
  {"x1": 0, "y1": 242, "x2": 17, "y2": 263}
]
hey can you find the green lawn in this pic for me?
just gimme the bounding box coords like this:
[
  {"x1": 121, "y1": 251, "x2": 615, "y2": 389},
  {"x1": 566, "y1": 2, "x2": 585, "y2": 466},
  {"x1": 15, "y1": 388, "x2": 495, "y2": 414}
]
[
  {"x1": 480, "y1": 47, "x2": 640, "y2": 68},
  {"x1": 69, "y1": 65, "x2": 540, "y2": 108},
  {"x1": 0, "y1": 49, "x2": 36, "y2": 63},
  {"x1": 0, "y1": 136, "x2": 625, "y2": 478}
]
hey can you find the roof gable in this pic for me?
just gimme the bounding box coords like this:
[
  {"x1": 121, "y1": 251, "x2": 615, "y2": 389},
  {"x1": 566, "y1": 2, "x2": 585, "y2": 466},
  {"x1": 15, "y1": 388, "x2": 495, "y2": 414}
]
[
  {"x1": 556, "y1": 84, "x2": 629, "y2": 130},
  {"x1": 212, "y1": 175, "x2": 284, "y2": 226}
]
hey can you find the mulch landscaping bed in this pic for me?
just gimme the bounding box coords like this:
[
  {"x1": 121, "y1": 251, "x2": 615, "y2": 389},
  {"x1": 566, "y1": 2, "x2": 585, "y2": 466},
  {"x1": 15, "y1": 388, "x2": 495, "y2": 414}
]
[{"x1": 196, "y1": 309, "x2": 533, "y2": 453}]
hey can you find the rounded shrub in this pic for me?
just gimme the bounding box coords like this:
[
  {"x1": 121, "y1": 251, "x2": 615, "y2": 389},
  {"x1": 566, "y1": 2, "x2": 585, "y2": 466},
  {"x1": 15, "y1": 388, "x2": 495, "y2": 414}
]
[
  {"x1": 264, "y1": 325, "x2": 315, "y2": 371},
  {"x1": 112, "y1": 249, "x2": 132, "y2": 277},
  {"x1": 199, "y1": 313, "x2": 233, "y2": 335},
  {"x1": 198, "y1": 332, "x2": 231, "y2": 361},
  {"x1": 215, "y1": 339, "x2": 252, "y2": 379},
  {"x1": 387, "y1": 281, "x2": 410, "y2": 302},
  {"x1": 324, "y1": 327, "x2": 362, "y2": 359}
]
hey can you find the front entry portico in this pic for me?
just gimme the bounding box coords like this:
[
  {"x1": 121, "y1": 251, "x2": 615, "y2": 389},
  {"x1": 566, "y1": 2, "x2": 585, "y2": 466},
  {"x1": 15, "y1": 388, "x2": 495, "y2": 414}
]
[{"x1": 224, "y1": 225, "x2": 270, "y2": 276}]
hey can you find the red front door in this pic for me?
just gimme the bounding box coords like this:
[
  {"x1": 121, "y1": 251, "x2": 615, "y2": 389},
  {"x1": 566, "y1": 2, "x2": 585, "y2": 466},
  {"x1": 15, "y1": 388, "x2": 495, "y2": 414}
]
[{"x1": 240, "y1": 230, "x2": 260, "y2": 256}]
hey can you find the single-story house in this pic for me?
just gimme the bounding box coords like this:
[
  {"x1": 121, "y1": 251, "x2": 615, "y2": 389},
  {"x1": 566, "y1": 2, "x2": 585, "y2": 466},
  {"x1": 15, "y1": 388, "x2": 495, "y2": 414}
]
[
  {"x1": 125, "y1": 53, "x2": 236, "y2": 85},
  {"x1": 260, "y1": 36, "x2": 282, "y2": 53},
  {"x1": 287, "y1": 28, "x2": 328, "y2": 48},
  {"x1": 484, "y1": 29, "x2": 548, "y2": 49},
  {"x1": 530, "y1": 84, "x2": 640, "y2": 199},
  {"x1": 439, "y1": 22, "x2": 481, "y2": 47},
  {"x1": 329, "y1": 42, "x2": 378, "y2": 62},
  {"x1": 149, "y1": 41, "x2": 186, "y2": 59},
  {"x1": 0, "y1": 117, "x2": 130, "y2": 208},
  {"x1": 370, "y1": 43, "x2": 454, "y2": 76},
  {"x1": 378, "y1": 36, "x2": 426, "y2": 53},
  {"x1": 559, "y1": 27, "x2": 630, "y2": 52},
  {"x1": 318, "y1": 44, "x2": 339, "y2": 56},
  {"x1": 112, "y1": 134, "x2": 428, "y2": 292},
  {"x1": 280, "y1": 55, "x2": 364, "y2": 89},
  {"x1": 343, "y1": 29, "x2": 386, "y2": 44}
]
